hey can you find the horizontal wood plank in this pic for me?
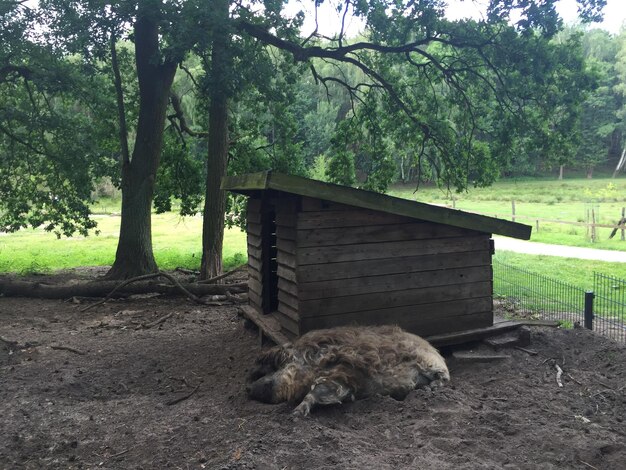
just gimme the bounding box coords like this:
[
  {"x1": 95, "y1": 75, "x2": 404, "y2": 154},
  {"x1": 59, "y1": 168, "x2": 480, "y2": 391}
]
[
  {"x1": 247, "y1": 265, "x2": 261, "y2": 282},
  {"x1": 240, "y1": 305, "x2": 290, "y2": 345},
  {"x1": 248, "y1": 254, "x2": 262, "y2": 272},
  {"x1": 300, "y1": 311, "x2": 493, "y2": 336},
  {"x1": 247, "y1": 233, "x2": 262, "y2": 249},
  {"x1": 426, "y1": 320, "x2": 521, "y2": 347},
  {"x1": 297, "y1": 251, "x2": 490, "y2": 283},
  {"x1": 278, "y1": 239, "x2": 296, "y2": 255},
  {"x1": 300, "y1": 196, "x2": 353, "y2": 212},
  {"x1": 275, "y1": 211, "x2": 297, "y2": 228},
  {"x1": 247, "y1": 210, "x2": 262, "y2": 224},
  {"x1": 277, "y1": 302, "x2": 299, "y2": 321},
  {"x1": 247, "y1": 244, "x2": 262, "y2": 259},
  {"x1": 274, "y1": 310, "x2": 299, "y2": 335},
  {"x1": 276, "y1": 225, "x2": 296, "y2": 241},
  {"x1": 248, "y1": 278, "x2": 262, "y2": 297},
  {"x1": 278, "y1": 278, "x2": 298, "y2": 297},
  {"x1": 412, "y1": 311, "x2": 493, "y2": 337},
  {"x1": 247, "y1": 198, "x2": 262, "y2": 212},
  {"x1": 297, "y1": 222, "x2": 473, "y2": 248},
  {"x1": 299, "y1": 281, "x2": 492, "y2": 317},
  {"x1": 298, "y1": 265, "x2": 492, "y2": 300},
  {"x1": 300, "y1": 298, "x2": 492, "y2": 333},
  {"x1": 278, "y1": 290, "x2": 298, "y2": 310},
  {"x1": 297, "y1": 235, "x2": 490, "y2": 265},
  {"x1": 297, "y1": 209, "x2": 413, "y2": 229},
  {"x1": 277, "y1": 264, "x2": 296, "y2": 283},
  {"x1": 248, "y1": 290, "x2": 263, "y2": 310},
  {"x1": 247, "y1": 221, "x2": 262, "y2": 237},
  {"x1": 277, "y1": 250, "x2": 296, "y2": 269}
]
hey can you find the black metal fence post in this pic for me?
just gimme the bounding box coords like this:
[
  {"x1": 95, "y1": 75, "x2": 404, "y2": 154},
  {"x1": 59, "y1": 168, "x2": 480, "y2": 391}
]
[{"x1": 584, "y1": 291, "x2": 595, "y2": 330}]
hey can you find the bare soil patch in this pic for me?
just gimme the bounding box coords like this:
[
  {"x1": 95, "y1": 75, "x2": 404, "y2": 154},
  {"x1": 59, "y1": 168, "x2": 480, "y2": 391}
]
[{"x1": 1, "y1": 271, "x2": 625, "y2": 469}]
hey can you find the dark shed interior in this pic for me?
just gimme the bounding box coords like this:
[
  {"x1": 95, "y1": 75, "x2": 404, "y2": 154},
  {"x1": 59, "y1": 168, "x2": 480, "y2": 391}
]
[{"x1": 222, "y1": 171, "x2": 532, "y2": 342}]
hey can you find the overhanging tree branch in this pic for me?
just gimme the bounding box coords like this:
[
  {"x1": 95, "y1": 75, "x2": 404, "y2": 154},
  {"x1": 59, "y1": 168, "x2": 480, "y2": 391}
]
[
  {"x1": 169, "y1": 91, "x2": 209, "y2": 138},
  {"x1": 0, "y1": 65, "x2": 32, "y2": 83},
  {"x1": 110, "y1": 30, "x2": 130, "y2": 166}
]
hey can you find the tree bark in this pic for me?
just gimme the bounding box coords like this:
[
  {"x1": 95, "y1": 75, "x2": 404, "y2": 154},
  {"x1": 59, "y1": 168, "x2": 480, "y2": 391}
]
[
  {"x1": 106, "y1": 6, "x2": 178, "y2": 279},
  {"x1": 558, "y1": 164, "x2": 564, "y2": 180},
  {"x1": 613, "y1": 148, "x2": 626, "y2": 178},
  {"x1": 200, "y1": 0, "x2": 231, "y2": 280}
]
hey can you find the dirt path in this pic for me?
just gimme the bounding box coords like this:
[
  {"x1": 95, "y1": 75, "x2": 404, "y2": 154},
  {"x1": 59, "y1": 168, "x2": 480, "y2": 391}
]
[
  {"x1": 1, "y1": 274, "x2": 625, "y2": 469},
  {"x1": 494, "y1": 236, "x2": 626, "y2": 262}
]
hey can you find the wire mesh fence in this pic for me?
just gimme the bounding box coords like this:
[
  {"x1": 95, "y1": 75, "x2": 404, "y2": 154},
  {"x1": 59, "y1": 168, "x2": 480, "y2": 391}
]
[
  {"x1": 593, "y1": 273, "x2": 626, "y2": 343},
  {"x1": 493, "y1": 260, "x2": 586, "y2": 327},
  {"x1": 493, "y1": 260, "x2": 626, "y2": 343}
]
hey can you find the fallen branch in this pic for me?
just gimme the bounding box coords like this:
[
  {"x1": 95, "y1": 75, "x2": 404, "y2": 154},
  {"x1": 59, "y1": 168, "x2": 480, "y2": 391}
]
[
  {"x1": 516, "y1": 320, "x2": 561, "y2": 327},
  {"x1": 225, "y1": 291, "x2": 247, "y2": 304},
  {"x1": 579, "y1": 460, "x2": 599, "y2": 470},
  {"x1": 555, "y1": 364, "x2": 564, "y2": 387},
  {"x1": 514, "y1": 346, "x2": 538, "y2": 356},
  {"x1": 166, "y1": 385, "x2": 199, "y2": 406},
  {"x1": 0, "y1": 277, "x2": 247, "y2": 301},
  {"x1": 50, "y1": 345, "x2": 86, "y2": 355},
  {"x1": 137, "y1": 312, "x2": 174, "y2": 330},
  {"x1": 452, "y1": 352, "x2": 511, "y2": 362},
  {"x1": 82, "y1": 272, "x2": 203, "y2": 312},
  {"x1": 566, "y1": 373, "x2": 582, "y2": 385},
  {"x1": 196, "y1": 264, "x2": 246, "y2": 284},
  {"x1": 175, "y1": 267, "x2": 200, "y2": 275},
  {"x1": 0, "y1": 335, "x2": 17, "y2": 347},
  {"x1": 103, "y1": 447, "x2": 133, "y2": 463}
]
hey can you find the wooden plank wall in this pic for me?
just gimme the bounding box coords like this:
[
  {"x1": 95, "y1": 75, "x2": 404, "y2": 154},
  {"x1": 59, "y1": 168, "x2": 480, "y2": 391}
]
[
  {"x1": 295, "y1": 197, "x2": 493, "y2": 337},
  {"x1": 246, "y1": 197, "x2": 264, "y2": 314},
  {"x1": 274, "y1": 196, "x2": 299, "y2": 339}
]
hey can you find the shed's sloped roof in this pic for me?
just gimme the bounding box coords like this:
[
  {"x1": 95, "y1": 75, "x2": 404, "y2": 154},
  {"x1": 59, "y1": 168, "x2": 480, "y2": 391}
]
[{"x1": 222, "y1": 171, "x2": 531, "y2": 240}]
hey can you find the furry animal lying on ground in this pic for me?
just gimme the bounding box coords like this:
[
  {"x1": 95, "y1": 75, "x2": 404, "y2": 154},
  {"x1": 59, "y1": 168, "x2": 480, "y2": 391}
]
[{"x1": 246, "y1": 325, "x2": 450, "y2": 416}]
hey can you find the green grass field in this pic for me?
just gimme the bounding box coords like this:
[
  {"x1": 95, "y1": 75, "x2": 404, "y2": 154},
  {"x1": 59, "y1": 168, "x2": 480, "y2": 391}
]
[
  {"x1": 0, "y1": 214, "x2": 247, "y2": 275},
  {"x1": 493, "y1": 250, "x2": 626, "y2": 290},
  {"x1": 389, "y1": 177, "x2": 626, "y2": 251}
]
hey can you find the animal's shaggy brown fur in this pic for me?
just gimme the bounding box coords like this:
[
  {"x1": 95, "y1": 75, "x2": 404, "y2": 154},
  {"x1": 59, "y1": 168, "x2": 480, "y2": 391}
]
[{"x1": 247, "y1": 325, "x2": 450, "y2": 416}]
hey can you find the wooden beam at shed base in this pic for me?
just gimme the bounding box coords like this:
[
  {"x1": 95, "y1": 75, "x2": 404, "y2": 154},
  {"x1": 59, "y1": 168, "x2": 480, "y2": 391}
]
[
  {"x1": 425, "y1": 318, "x2": 525, "y2": 347},
  {"x1": 240, "y1": 305, "x2": 290, "y2": 345},
  {"x1": 239, "y1": 306, "x2": 547, "y2": 349}
]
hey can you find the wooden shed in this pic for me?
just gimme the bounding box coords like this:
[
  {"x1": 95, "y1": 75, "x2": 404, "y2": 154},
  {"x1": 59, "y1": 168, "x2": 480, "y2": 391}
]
[{"x1": 222, "y1": 171, "x2": 531, "y2": 343}]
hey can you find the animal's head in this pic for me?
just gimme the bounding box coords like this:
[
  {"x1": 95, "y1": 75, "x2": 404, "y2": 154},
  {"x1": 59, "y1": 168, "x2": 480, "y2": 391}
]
[
  {"x1": 247, "y1": 363, "x2": 314, "y2": 404},
  {"x1": 247, "y1": 374, "x2": 280, "y2": 403}
]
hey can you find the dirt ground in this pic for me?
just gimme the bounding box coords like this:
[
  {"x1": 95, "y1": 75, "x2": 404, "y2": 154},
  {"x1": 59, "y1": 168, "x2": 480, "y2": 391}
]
[{"x1": 1, "y1": 270, "x2": 625, "y2": 470}]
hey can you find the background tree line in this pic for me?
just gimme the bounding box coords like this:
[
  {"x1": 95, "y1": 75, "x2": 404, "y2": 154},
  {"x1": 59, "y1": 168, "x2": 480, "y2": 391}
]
[{"x1": 0, "y1": 0, "x2": 610, "y2": 280}]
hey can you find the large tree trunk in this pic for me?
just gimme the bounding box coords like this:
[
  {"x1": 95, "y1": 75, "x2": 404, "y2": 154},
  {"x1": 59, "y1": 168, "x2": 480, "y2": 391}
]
[
  {"x1": 200, "y1": 0, "x2": 231, "y2": 280},
  {"x1": 106, "y1": 7, "x2": 177, "y2": 279}
]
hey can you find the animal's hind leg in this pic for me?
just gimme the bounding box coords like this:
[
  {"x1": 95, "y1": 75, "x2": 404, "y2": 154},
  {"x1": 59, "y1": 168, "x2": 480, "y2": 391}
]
[{"x1": 293, "y1": 378, "x2": 353, "y2": 417}]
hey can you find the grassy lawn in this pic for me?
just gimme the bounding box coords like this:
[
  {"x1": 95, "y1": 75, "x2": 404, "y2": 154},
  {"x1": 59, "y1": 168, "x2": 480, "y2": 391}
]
[
  {"x1": 389, "y1": 177, "x2": 626, "y2": 251},
  {"x1": 493, "y1": 250, "x2": 626, "y2": 290},
  {"x1": 0, "y1": 214, "x2": 248, "y2": 275}
]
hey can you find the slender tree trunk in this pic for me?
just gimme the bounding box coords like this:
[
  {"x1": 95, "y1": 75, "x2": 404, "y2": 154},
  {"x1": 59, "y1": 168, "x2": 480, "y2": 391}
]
[
  {"x1": 200, "y1": 0, "x2": 231, "y2": 280},
  {"x1": 586, "y1": 166, "x2": 593, "y2": 179},
  {"x1": 558, "y1": 164, "x2": 564, "y2": 180},
  {"x1": 106, "y1": 8, "x2": 177, "y2": 279},
  {"x1": 613, "y1": 148, "x2": 626, "y2": 178}
]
